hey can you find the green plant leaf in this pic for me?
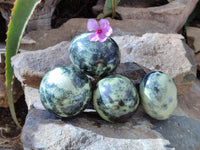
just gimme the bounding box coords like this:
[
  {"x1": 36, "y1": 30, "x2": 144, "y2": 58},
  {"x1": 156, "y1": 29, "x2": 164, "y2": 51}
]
[
  {"x1": 112, "y1": 0, "x2": 116, "y2": 19},
  {"x1": 6, "y1": 0, "x2": 41, "y2": 127},
  {"x1": 97, "y1": 13, "x2": 104, "y2": 20},
  {"x1": 101, "y1": 0, "x2": 120, "y2": 18}
]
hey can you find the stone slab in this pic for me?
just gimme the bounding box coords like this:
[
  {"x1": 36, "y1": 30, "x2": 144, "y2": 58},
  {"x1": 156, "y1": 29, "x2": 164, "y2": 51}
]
[
  {"x1": 113, "y1": 33, "x2": 196, "y2": 95},
  {"x1": 21, "y1": 107, "x2": 173, "y2": 150},
  {"x1": 195, "y1": 53, "x2": 200, "y2": 71},
  {"x1": 19, "y1": 0, "x2": 198, "y2": 50},
  {"x1": 0, "y1": 0, "x2": 61, "y2": 30},
  {"x1": 21, "y1": 83, "x2": 200, "y2": 150},
  {"x1": 12, "y1": 41, "x2": 71, "y2": 89},
  {"x1": 178, "y1": 79, "x2": 200, "y2": 120},
  {"x1": 186, "y1": 26, "x2": 200, "y2": 53},
  {"x1": 21, "y1": 79, "x2": 200, "y2": 149},
  {"x1": 93, "y1": 0, "x2": 198, "y2": 32},
  {"x1": 20, "y1": 18, "x2": 173, "y2": 50},
  {"x1": 116, "y1": 0, "x2": 198, "y2": 32}
]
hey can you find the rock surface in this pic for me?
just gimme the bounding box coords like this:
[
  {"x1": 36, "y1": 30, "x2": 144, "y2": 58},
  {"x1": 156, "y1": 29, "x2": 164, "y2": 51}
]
[
  {"x1": 27, "y1": 0, "x2": 61, "y2": 31},
  {"x1": 21, "y1": 107, "x2": 172, "y2": 150},
  {"x1": 24, "y1": 86, "x2": 44, "y2": 110},
  {"x1": 19, "y1": 17, "x2": 187, "y2": 50},
  {"x1": 18, "y1": 0, "x2": 198, "y2": 50},
  {"x1": 12, "y1": 33, "x2": 196, "y2": 95},
  {"x1": 20, "y1": 18, "x2": 87, "y2": 50},
  {"x1": 114, "y1": 62, "x2": 148, "y2": 89},
  {"x1": 113, "y1": 33, "x2": 196, "y2": 95},
  {"x1": 21, "y1": 80, "x2": 200, "y2": 150},
  {"x1": 93, "y1": 0, "x2": 198, "y2": 32},
  {"x1": 21, "y1": 78, "x2": 200, "y2": 150},
  {"x1": 186, "y1": 26, "x2": 200, "y2": 53},
  {"x1": 178, "y1": 79, "x2": 200, "y2": 120},
  {"x1": 117, "y1": 0, "x2": 198, "y2": 32},
  {"x1": 0, "y1": 0, "x2": 15, "y2": 4},
  {"x1": 195, "y1": 53, "x2": 200, "y2": 73},
  {"x1": 12, "y1": 41, "x2": 71, "y2": 89},
  {"x1": 0, "y1": 0, "x2": 61, "y2": 30},
  {"x1": 1, "y1": 0, "x2": 197, "y2": 34}
]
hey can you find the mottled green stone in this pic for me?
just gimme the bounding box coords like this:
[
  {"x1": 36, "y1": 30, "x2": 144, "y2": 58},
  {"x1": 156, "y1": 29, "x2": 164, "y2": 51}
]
[
  {"x1": 69, "y1": 32, "x2": 120, "y2": 77},
  {"x1": 139, "y1": 71, "x2": 177, "y2": 120},
  {"x1": 93, "y1": 75, "x2": 140, "y2": 122},
  {"x1": 39, "y1": 66, "x2": 92, "y2": 118}
]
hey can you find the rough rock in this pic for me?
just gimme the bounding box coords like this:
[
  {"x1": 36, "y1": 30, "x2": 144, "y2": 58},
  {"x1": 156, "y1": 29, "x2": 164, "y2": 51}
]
[
  {"x1": 0, "y1": 0, "x2": 14, "y2": 4},
  {"x1": 20, "y1": 18, "x2": 88, "y2": 50},
  {"x1": 113, "y1": 33, "x2": 196, "y2": 95},
  {"x1": 21, "y1": 84, "x2": 200, "y2": 150},
  {"x1": 113, "y1": 62, "x2": 149, "y2": 89},
  {"x1": 12, "y1": 41, "x2": 71, "y2": 89},
  {"x1": 21, "y1": 107, "x2": 172, "y2": 150},
  {"x1": 20, "y1": 0, "x2": 198, "y2": 51},
  {"x1": 21, "y1": 78, "x2": 200, "y2": 149},
  {"x1": 92, "y1": 0, "x2": 104, "y2": 16},
  {"x1": 0, "y1": 3, "x2": 12, "y2": 23},
  {"x1": 186, "y1": 26, "x2": 200, "y2": 53},
  {"x1": 195, "y1": 53, "x2": 200, "y2": 72},
  {"x1": 12, "y1": 33, "x2": 196, "y2": 95},
  {"x1": 21, "y1": 36, "x2": 36, "y2": 46},
  {"x1": 0, "y1": 0, "x2": 61, "y2": 30},
  {"x1": 0, "y1": 50, "x2": 5, "y2": 74},
  {"x1": 26, "y1": 0, "x2": 61, "y2": 31},
  {"x1": 117, "y1": 0, "x2": 198, "y2": 32},
  {"x1": 178, "y1": 79, "x2": 200, "y2": 120},
  {"x1": 19, "y1": 18, "x2": 178, "y2": 50},
  {"x1": 93, "y1": 0, "x2": 198, "y2": 32},
  {"x1": 24, "y1": 86, "x2": 44, "y2": 110}
]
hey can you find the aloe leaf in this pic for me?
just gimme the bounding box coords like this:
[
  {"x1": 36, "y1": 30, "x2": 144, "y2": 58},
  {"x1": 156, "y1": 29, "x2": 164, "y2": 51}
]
[
  {"x1": 6, "y1": 0, "x2": 41, "y2": 127},
  {"x1": 102, "y1": 0, "x2": 120, "y2": 18},
  {"x1": 112, "y1": 0, "x2": 116, "y2": 19}
]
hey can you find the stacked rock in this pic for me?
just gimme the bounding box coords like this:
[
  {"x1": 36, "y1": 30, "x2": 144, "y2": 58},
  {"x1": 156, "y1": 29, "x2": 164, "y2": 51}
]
[{"x1": 39, "y1": 32, "x2": 177, "y2": 122}]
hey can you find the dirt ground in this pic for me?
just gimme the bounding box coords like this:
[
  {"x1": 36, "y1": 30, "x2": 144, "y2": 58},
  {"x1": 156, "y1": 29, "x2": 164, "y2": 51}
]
[{"x1": 0, "y1": 96, "x2": 27, "y2": 150}]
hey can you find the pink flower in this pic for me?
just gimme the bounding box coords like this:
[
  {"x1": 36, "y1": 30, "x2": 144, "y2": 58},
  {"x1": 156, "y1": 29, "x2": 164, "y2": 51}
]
[{"x1": 87, "y1": 19, "x2": 113, "y2": 42}]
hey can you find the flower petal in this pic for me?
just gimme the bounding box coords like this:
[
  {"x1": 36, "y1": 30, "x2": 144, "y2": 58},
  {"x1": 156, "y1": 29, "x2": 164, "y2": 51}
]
[
  {"x1": 98, "y1": 34, "x2": 107, "y2": 42},
  {"x1": 89, "y1": 32, "x2": 99, "y2": 42},
  {"x1": 102, "y1": 25, "x2": 113, "y2": 37},
  {"x1": 99, "y1": 19, "x2": 110, "y2": 28},
  {"x1": 87, "y1": 19, "x2": 99, "y2": 31}
]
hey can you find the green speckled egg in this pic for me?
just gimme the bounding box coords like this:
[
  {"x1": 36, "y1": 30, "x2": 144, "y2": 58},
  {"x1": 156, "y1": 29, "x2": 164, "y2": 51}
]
[
  {"x1": 93, "y1": 75, "x2": 140, "y2": 122},
  {"x1": 39, "y1": 66, "x2": 92, "y2": 118},
  {"x1": 69, "y1": 32, "x2": 120, "y2": 77},
  {"x1": 139, "y1": 71, "x2": 177, "y2": 120}
]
